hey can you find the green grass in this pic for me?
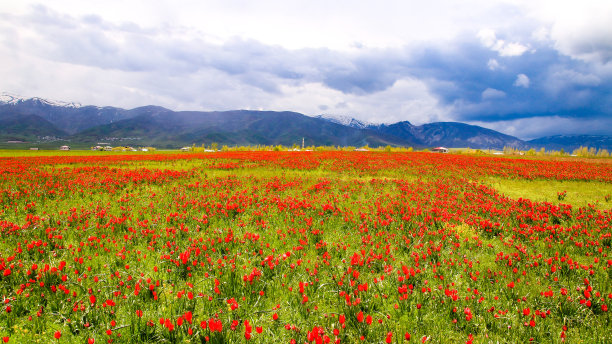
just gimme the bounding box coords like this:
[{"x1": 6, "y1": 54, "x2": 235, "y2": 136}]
[{"x1": 485, "y1": 177, "x2": 612, "y2": 209}]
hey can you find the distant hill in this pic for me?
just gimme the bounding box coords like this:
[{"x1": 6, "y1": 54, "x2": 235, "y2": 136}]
[
  {"x1": 368, "y1": 121, "x2": 527, "y2": 150},
  {"x1": 0, "y1": 94, "x2": 144, "y2": 134},
  {"x1": 72, "y1": 110, "x2": 403, "y2": 148},
  {"x1": 1, "y1": 94, "x2": 610, "y2": 150},
  {"x1": 64, "y1": 110, "x2": 531, "y2": 149},
  {"x1": 527, "y1": 135, "x2": 612, "y2": 152},
  {"x1": 0, "y1": 113, "x2": 66, "y2": 141}
]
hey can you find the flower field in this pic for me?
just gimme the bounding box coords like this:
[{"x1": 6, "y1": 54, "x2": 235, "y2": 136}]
[{"x1": 0, "y1": 151, "x2": 610, "y2": 343}]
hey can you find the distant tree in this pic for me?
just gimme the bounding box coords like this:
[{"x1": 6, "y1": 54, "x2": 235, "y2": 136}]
[
  {"x1": 573, "y1": 146, "x2": 589, "y2": 157},
  {"x1": 597, "y1": 149, "x2": 609, "y2": 157},
  {"x1": 503, "y1": 146, "x2": 520, "y2": 155},
  {"x1": 211, "y1": 142, "x2": 219, "y2": 151}
]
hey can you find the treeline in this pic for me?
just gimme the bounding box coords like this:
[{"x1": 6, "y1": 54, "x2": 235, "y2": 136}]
[
  {"x1": 184, "y1": 143, "x2": 611, "y2": 158},
  {"x1": 503, "y1": 146, "x2": 611, "y2": 157},
  {"x1": 185, "y1": 143, "x2": 418, "y2": 153},
  {"x1": 571, "y1": 146, "x2": 610, "y2": 157}
]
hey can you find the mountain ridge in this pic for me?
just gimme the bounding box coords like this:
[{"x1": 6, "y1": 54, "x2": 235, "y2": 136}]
[
  {"x1": 527, "y1": 135, "x2": 612, "y2": 152},
  {"x1": 1, "y1": 95, "x2": 610, "y2": 150}
]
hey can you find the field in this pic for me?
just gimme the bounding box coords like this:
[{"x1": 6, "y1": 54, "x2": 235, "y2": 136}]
[{"x1": 0, "y1": 151, "x2": 610, "y2": 343}]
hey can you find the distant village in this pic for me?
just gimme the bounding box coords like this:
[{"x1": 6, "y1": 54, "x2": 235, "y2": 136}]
[
  {"x1": 90, "y1": 143, "x2": 152, "y2": 152},
  {"x1": 44, "y1": 144, "x2": 154, "y2": 152}
]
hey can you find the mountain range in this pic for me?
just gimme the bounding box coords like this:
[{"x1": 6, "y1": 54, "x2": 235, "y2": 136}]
[{"x1": 1, "y1": 94, "x2": 610, "y2": 151}]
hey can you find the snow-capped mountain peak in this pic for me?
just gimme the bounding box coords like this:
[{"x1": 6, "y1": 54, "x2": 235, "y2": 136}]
[
  {"x1": 315, "y1": 114, "x2": 379, "y2": 129},
  {"x1": 0, "y1": 92, "x2": 82, "y2": 108}
]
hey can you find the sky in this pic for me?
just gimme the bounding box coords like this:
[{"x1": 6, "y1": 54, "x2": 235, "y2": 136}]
[{"x1": 0, "y1": 0, "x2": 611, "y2": 139}]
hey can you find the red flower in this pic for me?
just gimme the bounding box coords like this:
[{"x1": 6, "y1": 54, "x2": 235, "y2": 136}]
[
  {"x1": 54, "y1": 331, "x2": 61, "y2": 339},
  {"x1": 357, "y1": 311, "x2": 364, "y2": 322}
]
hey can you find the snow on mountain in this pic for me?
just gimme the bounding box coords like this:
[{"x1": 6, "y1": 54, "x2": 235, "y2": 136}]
[
  {"x1": 0, "y1": 92, "x2": 23, "y2": 105},
  {"x1": 0, "y1": 92, "x2": 82, "y2": 108},
  {"x1": 315, "y1": 114, "x2": 379, "y2": 129}
]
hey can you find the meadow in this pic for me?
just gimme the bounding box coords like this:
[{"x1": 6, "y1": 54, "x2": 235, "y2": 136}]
[{"x1": 0, "y1": 151, "x2": 610, "y2": 343}]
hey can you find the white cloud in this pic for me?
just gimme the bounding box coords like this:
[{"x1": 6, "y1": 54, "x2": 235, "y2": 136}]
[
  {"x1": 551, "y1": 70, "x2": 601, "y2": 87},
  {"x1": 519, "y1": 0, "x2": 612, "y2": 64},
  {"x1": 487, "y1": 58, "x2": 501, "y2": 70},
  {"x1": 481, "y1": 87, "x2": 506, "y2": 100},
  {"x1": 531, "y1": 27, "x2": 549, "y2": 41},
  {"x1": 477, "y1": 29, "x2": 530, "y2": 57},
  {"x1": 270, "y1": 78, "x2": 451, "y2": 124},
  {"x1": 514, "y1": 73, "x2": 530, "y2": 88},
  {"x1": 0, "y1": 1, "x2": 546, "y2": 51}
]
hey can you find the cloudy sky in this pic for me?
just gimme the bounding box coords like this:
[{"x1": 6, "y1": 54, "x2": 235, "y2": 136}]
[{"x1": 1, "y1": 0, "x2": 611, "y2": 139}]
